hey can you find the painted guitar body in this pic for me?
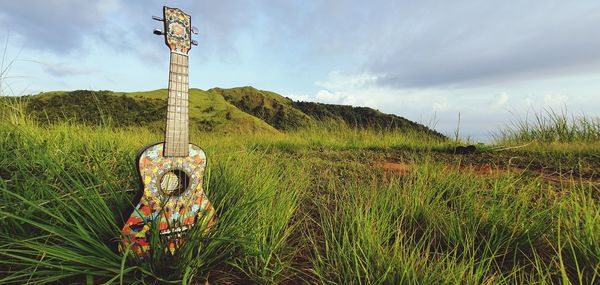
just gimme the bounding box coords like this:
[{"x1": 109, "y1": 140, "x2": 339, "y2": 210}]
[{"x1": 121, "y1": 142, "x2": 215, "y2": 257}]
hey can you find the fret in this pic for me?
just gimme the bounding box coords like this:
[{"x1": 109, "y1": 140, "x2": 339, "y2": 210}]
[
  {"x1": 168, "y1": 78, "x2": 189, "y2": 85},
  {"x1": 169, "y1": 88, "x2": 188, "y2": 93},
  {"x1": 167, "y1": 115, "x2": 187, "y2": 120},
  {"x1": 167, "y1": 93, "x2": 188, "y2": 100},
  {"x1": 169, "y1": 105, "x2": 186, "y2": 110},
  {"x1": 166, "y1": 113, "x2": 188, "y2": 119},
  {"x1": 169, "y1": 77, "x2": 188, "y2": 82},
  {"x1": 167, "y1": 98, "x2": 186, "y2": 103},
  {"x1": 171, "y1": 64, "x2": 188, "y2": 69},
  {"x1": 166, "y1": 126, "x2": 186, "y2": 132},
  {"x1": 172, "y1": 67, "x2": 188, "y2": 74},
  {"x1": 167, "y1": 104, "x2": 189, "y2": 110},
  {"x1": 168, "y1": 96, "x2": 182, "y2": 102},
  {"x1": 169, "y1": 78, "x2": 187, "y2": 85},
  {"x1": 170, "y1": 110, "x2": 186, "y2": 115},
  {"x1": 166, "y1": 90, "x2": 189, "y2": 97},
  {"x1": 168, "y1": 78, "x2": 188, "y2": 83},
  {"x1": 173, "y1": 75, "x2": 187, "y2": 81},
  {"x1": 164, "y1": 52, "x2": 190, "y2": 157},
  {"x1": 169, "y1": 69, "x2": 188, "y2": 76}
]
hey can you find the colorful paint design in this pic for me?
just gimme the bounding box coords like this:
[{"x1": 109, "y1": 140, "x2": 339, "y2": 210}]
[
  {"x1": 121, "y1": 143, "x2": 216, "y2": 257},
  {"x1": 164, "y1": 6, "x2": 191, "y2": 54}
]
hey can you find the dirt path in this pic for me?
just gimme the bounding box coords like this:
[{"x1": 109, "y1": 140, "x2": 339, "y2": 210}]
[{"x1": 378, "y1": 160, "x2": 600, "y2": 187}]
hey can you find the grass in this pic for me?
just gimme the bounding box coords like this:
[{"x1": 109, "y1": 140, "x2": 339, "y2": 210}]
[
  {"x1": 494, "y1": 107, "x2": 600, "y2": 144},
  {"x1": 0, "y1": 101, "x2": 598, "y2": 284}
]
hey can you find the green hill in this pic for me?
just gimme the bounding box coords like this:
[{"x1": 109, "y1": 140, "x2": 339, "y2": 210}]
[
  {"x1": 21, "y1": 89, "x2": 277, "y2": 134},
  {"x1": 208, "y1": 86, "x2": 314, "y2": 131},
  {"x1": 15, "y1": 87, "x2": 444, "y2": 138},
  {"x1": 291, "y1": 101, "x2": 437, "y2": 135}
]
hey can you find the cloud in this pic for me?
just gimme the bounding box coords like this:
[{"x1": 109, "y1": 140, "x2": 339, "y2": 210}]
[
  {"x1": 432, "y1": 101, "x2": 449, "y2": 112},
  {"x1": 263, "y1": 1, "x2": 600, "y2": 88},
  {"x1": 493, "y1": 93, "x2": 509, "y2": 108},
  {"x1": 315, "y1": 71, "x2": 378, "y2": 91},
  {"x1": 542, "y1": 93, "x2": 568, "y2": 107},
  {"x1": 5, "y1": 1, "x2": 600, "y2": 89},
  {"x1": 0, "y1": 0, "x2": 118, "y2": 53},
  {"x1": 0, "y1": 0, "x2": 264, "y2": 60},
  {"x1": 40, "y1": 62, "x2": 98, "y2": 77},
  {"x1": 360, "y1": 2, "x2": 600, "y2": 88},
  {"x1": 305, "y1": 70, "x2": 451, "y2": 113},
  {"x1": 86, "y1": 0, "x2": 276, "y2": 63}
]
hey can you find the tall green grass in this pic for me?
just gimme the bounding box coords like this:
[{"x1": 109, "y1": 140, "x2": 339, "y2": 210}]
[
  {"x1": 0, "y1": 101, "x2": 598, "y2": 284},
  {"x1": 0, "y1": 104, "x2": 309, "y2": 283},
  {"x1": 494, "y1": 108, "x2": 600, "y2": 144},
  {"x1": 307, "y1": 160, "x2": 572, "y2": 284}
]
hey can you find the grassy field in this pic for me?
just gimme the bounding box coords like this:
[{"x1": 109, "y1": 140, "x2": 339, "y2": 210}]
[{"x1": 0, "y1": 101, "x2": 598, "y2": 284}]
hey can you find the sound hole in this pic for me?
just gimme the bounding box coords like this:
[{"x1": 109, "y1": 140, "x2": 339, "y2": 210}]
[{"x1": 159, "y1": 169, "x2": 189, "y2": 196}]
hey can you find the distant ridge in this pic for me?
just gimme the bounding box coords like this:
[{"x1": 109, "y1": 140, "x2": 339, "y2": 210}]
[{"x1": 11, "y1": 87, "x2": 445, "y2": 139}]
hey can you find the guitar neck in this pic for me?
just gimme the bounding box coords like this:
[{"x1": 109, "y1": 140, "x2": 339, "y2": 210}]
[{"x1": 164, "y1": 52, "x2": 189, "y2": 157}]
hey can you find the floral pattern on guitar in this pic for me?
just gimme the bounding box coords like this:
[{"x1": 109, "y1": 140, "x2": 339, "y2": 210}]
[
  {"x1": 121, "y1": 143, "x2": 216, "y2": 257},
  {"x1": 164, "y1": 6, "x2": 191, "y2": 54}
]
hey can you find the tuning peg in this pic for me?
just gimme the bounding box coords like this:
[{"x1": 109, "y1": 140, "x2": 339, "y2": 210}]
[
  {"x1": 153, "y1": 29, "x2": 164, "y2": 35},
  {"x1": 191, "y1": 26, "x2": 199, "y2": 35},
  {"x1": 191, "y1": 40, "x2": 198, "y2": 46},
  {"x1": 152, "y1": 15, "x2": 164, "y2": 21}
]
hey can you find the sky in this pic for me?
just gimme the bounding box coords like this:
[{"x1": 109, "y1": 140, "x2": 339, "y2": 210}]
[{"x1": 1, "y1": 1, "x2": 599, "y2": 140}]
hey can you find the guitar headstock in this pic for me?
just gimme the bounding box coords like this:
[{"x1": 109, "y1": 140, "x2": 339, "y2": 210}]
[{"x1": 153, "y1": 6, "x2": 198, "y2": 54}]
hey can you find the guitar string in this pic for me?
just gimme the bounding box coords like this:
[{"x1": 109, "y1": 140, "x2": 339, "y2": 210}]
[
  {"x1": 176, "y1": 54, "x2": 181, "y2": 156},
  {"x1": 178, "y1": 53, "x2": 185, "y2": 227},
  {"x1": 169, "y1": 53, "x2": 176, "y2": 191},
  {"x1": 171, "y1": 53, "x2": 177, "y2": 157},
  {"x1": 167, "y1": 52, "x2": 174, "y2": 157},
  {"x1": 177, "y1": 53, "x2": 183, "y2": 156},
  {"x1": 182, "y1": 55, "x2": 190, "y2": 197},
  {"x1": 183, "y1": 52, "x2": 195, "y2": 225},
  {"x1": 172, "y1": 54, "x2": 178, "y2": 219},
  {"x1": 171, "y1": 53, "x2": 177, "y2": 156},
  {"x1": 178, "y1": 53, "x2": 183, "y2": 156},
  {"x1": 184, "y1": 54, "x2": 189, "y2": 156},
  {"x1": 175, "y1": 54, "x2": 180, "y2": 188},
  {"x1": 165, "y1": 52, "x2": 171, "y2": 156},
  {"x1": 174, "y1": 54, "x2": 181, "y2": 191},
  {"x1": 180, "y1": 55, "x2": 184, "y2": 156},
  {"x1": 184, "y1": 55, "x2": 189, "y2": 155},
  {"x1": 176, "y1": 53, "x2": 181, "y2": 157}
]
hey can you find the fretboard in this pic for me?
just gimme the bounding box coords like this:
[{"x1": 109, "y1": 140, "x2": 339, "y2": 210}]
[{"x1": 164, "y1": 52, "x2": 189, "y2": 157}]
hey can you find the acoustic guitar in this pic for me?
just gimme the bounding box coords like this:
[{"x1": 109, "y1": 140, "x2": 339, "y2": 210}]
[{"x1": 121, "y1": 6, "x2": 215, "y2": 257}]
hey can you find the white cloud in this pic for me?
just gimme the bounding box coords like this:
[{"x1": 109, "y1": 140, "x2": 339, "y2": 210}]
[
  {"x1": 432, "y1": 101, "x2": 449, "y2": 112},
  {"x1": 310, "y1": 71, "x2": 449, "y2": 112},
  {"x1": 41, "y1": 62, "x2": 98, "y2": 77},
  {"x1": 493, "y1": 93, "x2": 509, "y2": 108},
  {"x1": 315, "y1": 71, "x2": 379, "y2": 90},
  {"x1": 543, "y1": 93, "x2": 568, "y2": 107},
  {"x1": 314, "y1": 89, "x2": 343, "y2": 103}
]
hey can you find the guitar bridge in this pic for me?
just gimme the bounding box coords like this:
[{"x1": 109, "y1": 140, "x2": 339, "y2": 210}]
[{"x1": 159, "y1": 223, "x2": 195, "y2": 238}]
